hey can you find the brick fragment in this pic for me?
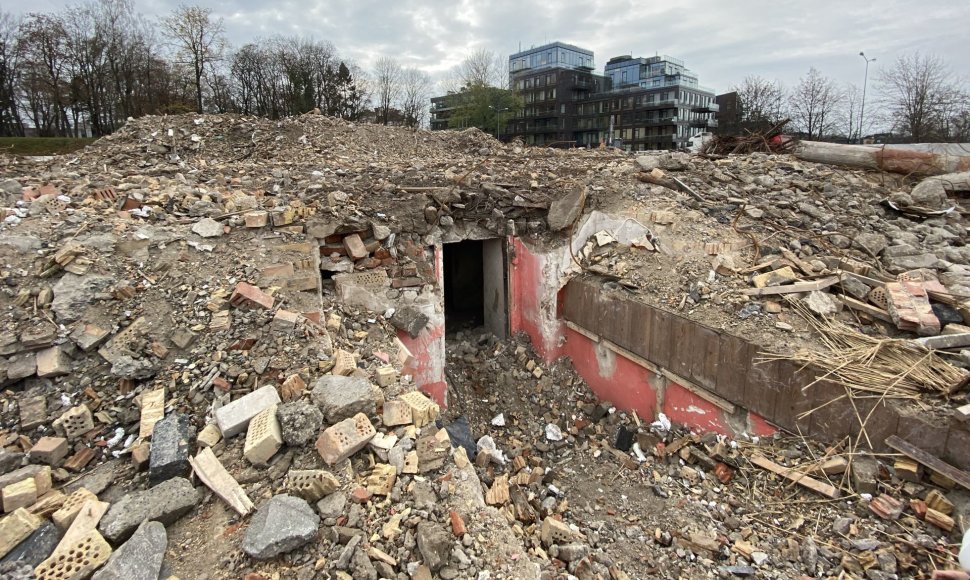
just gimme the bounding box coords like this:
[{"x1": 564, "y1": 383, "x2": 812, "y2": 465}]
[
  {"x1": 196, "y1": 424, "x2": 222, "y2": 449},
  {"x1": 279, "y1": 374, "x2": 306, "y2": 402},
  {"x1": 342, "y1": 234, "x2": 368, "y2": 260},
  {"x1": 400, "y1": 391, "x2": 440, "y2": 428},
  {"x1": 53, "y1": 406, "x2": 94, "y2": 441},
  {"x1": 271, "y1": 309, "x2": 301, "y2": 332},
  {"x1": 131, "y1": 443, "x2": 150, "y2": 471},
  {"x1": 540, "y1": 517, "x2": 584, "y2": 547},
  {"x1": 35, "y1": 347, "x2": 70, "y2": 378},
  {"x1": 214, "y1": 385, "x2": 281, "y2": 438},
  {"x1": 229, "y1": 282, "x2": 274, "y2": 310},
  {"x1": 331, "y1": 349, "x2": 356, "y2": 376},
  {"x1": 63, "y1": 448, "x2": 97, "y2": 473},
  {"x1": 0, "y1": 507, "x2": 42, "y2": 558},
  {"x1": 315, "y1": 413, "x2": 376, "y2": 465},
  {"x1": 243, "y1": 405, "x2": 283, "y2": 466},
  {"x1": 382, "y1": 400, "x2": 412, "y2": 427},
  {"x1": 2, "y1": 478, "x2": 37, "y2": 513},
  {"x1": 287, "y1": 470, "x2": 340, "y2": 502},
  {"x1": 375, "y1": 365, "x2": 398, "y2": 387},
  {"x1": 29, "y1": 437, "x2": 68, "y2": 466},
  {"x1": 19, "y1": 396, "x2": 47, "y2": 431},
  {"x1": 34, "y1": 529, "x2": 112, "y2": 580},
  {"x1": 52, "y1": 489, "x2": 98, "y2": 530},
  {"x1": 244, "y1": 211, "x2": 268, "y2": 228},
  {"x1": 450, "y1": 511, "x2": 466, "y2": 536}
]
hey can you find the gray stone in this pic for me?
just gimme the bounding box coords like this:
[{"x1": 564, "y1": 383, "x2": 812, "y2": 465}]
[
  {"x1": 316, "y1": 492, "x2": 347, "y2": 519},
  {"x1": 883, "y1": 243, "x2": 920, "y2": 257},
  {"x1": 276, "y1": 400, "x2": 323, "y2": 446},
  {"x1": 416, "y1": 521, "x2": 452, "y2": 572},
  {"x1": 0, "y1": 178, "x2": 22, "y2": 196},
  {"x1": 390, "y1": 306, "x2": 429, "y2": 338},
  {"x1": 92, "y1": 520, "x2": 166, "y2": 580},
  {"x1": 546, "y1": 185, "x2": 587, "y2": 231},
  {"x1": 0, "y1": 448, "x2": 23, "y2": 476},
  {"x1": 51, "y1": 273, "x2": 115, "y2": 323},
  {"x1": 5, "y1": 354, "x2": 36, "y2": 382},
  {"x1": 803, "y1": 291, "x2": 838, "y2": 317},
  {"x1": 169, "y1": 328, "x2": 196, "y2": 349},
  {"x1": 371, "y1": 223, "x2": 391, "y2": 241},
  {"x1": 335, "y1": 534, "x2": 361, "y2": 570},
  {"x1": 635, "y1": 156, "x2": 660, "y2": 171},
  {"x1": 556, "y1": 543, "x2": 590, "y2": 562},
  {"x1": 311, "y1": 375, "x2": 381, "y2": 423},
  {"x1": 149, "y1": 413, "x2": 191, "y2": 486},
  {"x1": 99, "y1": 477, "x2": 202, "y2": 543},
  {"x1": 853, "y1": 233, "x2": 888, "y2": 257},
  {"x1": 351, "y1": 548, "x2": 378, "y2": 580},
  {"x1": 885, "y1": 253, "x2": 941, "y2": 272},
  {"x1": 910, "y1": 177, "x2": 949, "y2": 208},
  {"x1": 839, "y1": 276, "x2": 871, "y2": 300},
  {"x1": 412, "y1": 480, "x2": 436, "y2": 510},
  {"x1": 0, "y1": 521, "x2": 60, "y2": 568},
  {"x1": 110, "y1": 355, "x2": 159, "y2": 380},
  {"x1": 0, "y1": 235, "x2": 40, "y2": 253},
  {"x1": 191, "y1": 217, "x2": 223, "y2": 238},
  {"x1": 242, "y1": 494, "x2": 319, "y2": 560}
]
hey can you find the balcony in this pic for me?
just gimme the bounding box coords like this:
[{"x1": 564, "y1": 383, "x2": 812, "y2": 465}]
[
  {"x1": 688, "y1": 117, "x2": 718, "y2": 128},
  {"x1": 692, "y1": 102, "x2": 720, "y2": 113}
]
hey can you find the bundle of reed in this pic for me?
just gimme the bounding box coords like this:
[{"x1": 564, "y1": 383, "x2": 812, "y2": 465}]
[{"x1": 760, "y1": 302, "x2": 969, "y2": 398}]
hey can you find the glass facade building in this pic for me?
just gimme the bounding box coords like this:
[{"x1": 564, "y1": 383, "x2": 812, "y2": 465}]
[{"x1": 508, "y1": 42, "x2": 594, "y2": 75}]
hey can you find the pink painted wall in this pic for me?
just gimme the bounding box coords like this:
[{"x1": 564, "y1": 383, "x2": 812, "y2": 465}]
[
  {"x1": 509, "y1": 237, "x2": 777, "y2": 439},
  {"x1": 399, "y1": 244, "x2": 448, "y2": 407}
]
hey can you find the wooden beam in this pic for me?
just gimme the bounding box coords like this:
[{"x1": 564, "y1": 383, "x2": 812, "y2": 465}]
[
  {"x1": 742, "y1": 276, "x2": 841, "y2": 297},
  {"x1": 885, "y1": 435, "x2": 970, "y2": 491},
  {"x1": 749, "y1": 454, "x2": 841, "y2": 498},
  {"x1": 841, "y1": 296, "x2": 893, "y2": 323},
  {"x1": 189, "y1": 448, "x2": 253, "y2": 516},
  {"x1": 915, "y1": 333, "x2": 970, "y2": 350}
]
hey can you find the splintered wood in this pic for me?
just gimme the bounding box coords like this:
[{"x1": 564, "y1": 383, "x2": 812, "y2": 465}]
[{"x1": 749, "y1": 454, "x2": 840, "y2": 498}]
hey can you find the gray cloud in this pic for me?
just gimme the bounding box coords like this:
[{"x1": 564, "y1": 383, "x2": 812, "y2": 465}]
[{"x1": 11, "y1": 0, "x2": 970, "y2": 95}]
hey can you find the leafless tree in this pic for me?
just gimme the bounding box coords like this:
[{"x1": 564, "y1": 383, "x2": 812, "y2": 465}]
[
  {"x1": 0, "y1": 11, "x2": 24, "y2": 136},
  {"x1": 460, "y1": 48, "x2": 507, "y2": 88},
  {"x1": 399, "y1": 67, "x2": 431, "y2": 128},
  {"x1": 162, "y1": 4, "x2": 225, "y2": 113},
  {"x1": 732, "y1": 75, "x2": 785, "y2": 127},
  {"x1": 373, "y1": 56, "x2": 401, "y2": 125},
  {"x1": 876, "y1": 52, "x2": 964, "y2": 142},
  {"x1": 787, "y1": 67, "x2": 844, "y2": 140}
]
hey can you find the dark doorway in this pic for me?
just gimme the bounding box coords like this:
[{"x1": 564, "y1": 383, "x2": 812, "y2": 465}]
[{"x1": 443, "y1": 240, "x2": 485, "y2": 332}]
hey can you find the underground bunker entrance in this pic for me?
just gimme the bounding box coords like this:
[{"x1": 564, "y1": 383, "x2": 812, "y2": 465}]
[{"x1": 442, "y1": 238, "x2": 508, "y2": 338}]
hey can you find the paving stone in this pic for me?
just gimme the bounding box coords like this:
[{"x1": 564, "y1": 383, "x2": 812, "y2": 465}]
[
  {"x1": 311, "y1": 375, "x2": 381, "y2": 423},
  {"x1": 148, "y1": 413, "x2": 191, "y2": 486},
  {"x1": 241, "y1": 494, "x2": 319, "y2": 560},
  {"x1": 243, "y1": 405, "x2": 282, "y2": 466},
  {"x1": 416, "y1": 521, "x2": 452, "y2": 572},
  {"x1": 0, "y1": 521, "x2": 60, "y2": 569},
  {"x1": 35, "y1": 346, "x2": 71, "y2": 378},
  {"x1": 29, "y1": 437, "x2": 68, "y2": 466},
  {"x1": 276, "y1": 400, "x2": 323, "y2": 447},
  {"x1": 99, "y1": 477, "x2": 201, "y2": 544},
  {"x1": 91, "y1": 520, "x2": 166, "y2": 580},
  {"x1": 53, "y1": 405, "x2": 94, "y2": 441},
  {"x1": 214, "y1": 385, "x2": 281, "y2": 438},
  {"x1": 0, "y1": 508, "x2": 42, "y2": 559},
  {"x1": 34, "y1": 529, "x2": 112, "y2": 580},
  {"x1": 316, "y1": 413, "x2": 376, "y2": 465}
]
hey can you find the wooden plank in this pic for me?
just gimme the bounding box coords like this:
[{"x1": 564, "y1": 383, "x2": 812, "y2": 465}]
[
  {"x1": 915, "y1": 333, "x2": 970, "y2": 350},
  {"x1": 841, "y1": 296, "x2": 893, "y2": 323},
  {"x1": 189, "y1": 447, "x2": 254, "y2": 516},
  {"x1": 744, "y1": 350, "x2": 777, "y2": 419},
  {"x1": 742, "y1": 276, "x2": 841, "y2": 296},
  {"x1": 885, "y1": 435, "x2": 970, "y2": 491},
  {"x1": 630, "y1": 302, "x2": 653, "y2": 361},
  {"x1": 648, "y1": 308, "x2": 672, "y2": 369},
  {"x1": 138, "y1": 387, "x2": 166, "y2": 440},
  {"x1": 749, "y1": 454, "x2": 841, "y2": 498},
  {"x1": 688, "y1": 326, "x2": 720, "y2": 390},
  {"x1": 564, "y1": 320, "x2": 599, "y2": 343},
  {"x1": 669, "y1": 314, "x2": 693, "y2": 380},
  {"x1": 715, "y1": 334, "x2": 749, "y2": 402},
  {"x1": 55, "y1": 499, "x2": 109, "y2": 552}
]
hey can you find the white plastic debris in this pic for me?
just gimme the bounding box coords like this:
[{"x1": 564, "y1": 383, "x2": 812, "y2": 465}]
[
  {"x1": 631, "y1": 442, "x2": 647, "y2": 463},
  {"x1": 650, "y1": 412, "x2": 671, "y2": 432},
  {"x1": 959, "y1": 527, "x2": 970, "y2": 571},
  {"x1": 106, "y1": 427, "x2": 125, "y2": 448},
  {"x1": 476, "y1": 435, "x2": 506, "y2": 465},
  {"x1": 545, "y1": 423, "x2": 563, "y2": 442},
  {"x1": 491, "y1": 413, "x2": 506, "y2": 427}
]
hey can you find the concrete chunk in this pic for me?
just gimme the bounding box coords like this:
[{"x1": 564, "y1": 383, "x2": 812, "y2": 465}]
[
  {"x1": 276, "y1": 400, "x2": 323, "y2": 447},
  {"x1": 241, "y1": 494, "x2": 319, "y2": 560},
  {"x1": 0, "y1": 520, "x2": 60, "y2": 569},
  {"x1": 148, "y1": 413, "x2": 191, "y2": 486},
  {"x1": 316, "y1": 413, "x2": 376, "y2": 465},
  {"x1": 91, "y1": 520, "x2": 166, "y2": 580},
  {"x1": 99, "y1": 477, "x2": 201, "y2": 544},
  {"x1": 311, "y1": 375, "x2": 381, "y2": 423},
  {"x1": 214, "y1": 385, "x2": 281, "y2": 438},
  {"x1": 35, "y1": 346, "x2": 71, "y2": 378},
  {"x1": 416, "y1": 521, "x2": 452, "y2": 572},
  {"x1": 546, "y1": 185, "x2": 587, "y2": 231}
]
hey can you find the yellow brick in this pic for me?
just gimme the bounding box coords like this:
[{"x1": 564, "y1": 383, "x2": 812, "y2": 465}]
[
  {"x1": 2, "y1": 479, "x2": 37, "y2": 513},
  {"x1": 34, "y1": 529, "x2": 112, "y2": 580},
  {"x1": 0, "y1": 508, "x2": 43, "y2": 558},
  {"x1": 399, "y1": 391, "x2": 440, "y2": 428},
  {"x1": 52, "y1": 489, "x2": 98, "y2": 530},
  {"x1": 243, "y1": 405, "x2": 282, "y2": 466}
]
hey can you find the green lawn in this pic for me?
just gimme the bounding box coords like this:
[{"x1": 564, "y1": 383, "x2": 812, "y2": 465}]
[{"x1": 0, "y1": 137, "x2": 96, "y2": 156}]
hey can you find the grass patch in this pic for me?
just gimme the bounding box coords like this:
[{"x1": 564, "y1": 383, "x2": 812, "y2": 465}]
[{"x1": 0, "y1": 137, "x2": 96, "y2": 156}]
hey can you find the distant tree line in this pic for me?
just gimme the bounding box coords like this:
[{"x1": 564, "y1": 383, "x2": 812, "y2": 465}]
[
  {"x1": 730, "y1": 52, "x2": 969, "y2": 143},
  {"x1": 0, "y1": 0, "x2": 375, "y2": 137}
]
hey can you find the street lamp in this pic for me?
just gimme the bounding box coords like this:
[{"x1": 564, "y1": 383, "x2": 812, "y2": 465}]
[
  {"x1": 489, "y1": 105, "x2": 510, "y2": 139},
  {"x1": 858, "y1": 51, "x2": 876, "y2": 143}
]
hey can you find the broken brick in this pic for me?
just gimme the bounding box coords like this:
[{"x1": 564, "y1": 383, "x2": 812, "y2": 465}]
[
  {"x1": 342, "y1": 233, "x2": 368, "y2": 260},
  {"x1": 449, "y1": 511, "x2": 466, "y2": 536},
  {"x1": 315, "y1": 413, "x2": 376, "y2": 465},
  {"x1": 229, "y1": 282, "x2": 274, "y2": 310},
  {"x1": 29, "y1": 436, "x2": 68, "y2": 466}
]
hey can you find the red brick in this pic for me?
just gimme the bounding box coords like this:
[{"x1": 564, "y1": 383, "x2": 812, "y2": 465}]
[
  {"x1": 230, "y1": 282, "x2": 274, "y2": 310},
  {"x1": 63, "y1": 447, "x2": 97, "y2": 472},
  {"x1": 391, "y1": 277, "x2": 423, "y2": 289},
  {"x1": 343, "y1": 234, "x2": 368, "y2": 260},
  {"x1": 450, "y1": 511, "x2": 466, "y2": 536},
  {"x1": 350, "y1": 487, "x2": 373, "y2": 504},
  {"x1": 357, "y1": 257, "x2": 382, "y2": 269}
]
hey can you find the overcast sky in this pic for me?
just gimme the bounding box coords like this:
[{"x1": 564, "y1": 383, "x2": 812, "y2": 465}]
[{"x1": 11, "y1": 0, "x2": 970, "y2": 96}]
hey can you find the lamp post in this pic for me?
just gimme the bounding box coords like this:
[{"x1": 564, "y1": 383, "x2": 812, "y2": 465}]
[
  {"x1": 490, "y1": 105, "x2": 510, "y2": 139},
  {"x1": 858, "y1": 51, "x2": 876, "y2": 143}
]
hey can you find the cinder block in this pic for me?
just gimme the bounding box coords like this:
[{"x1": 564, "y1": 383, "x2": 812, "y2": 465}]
[
  {"x1": 287, "y1": 470, "x2": 340, "y2": 502},
  {"x1": 34, "y1": 529, "x2": 112, "y2": 580},
  {"x1": 2, "y1": 478, "x2": 37, "y2": 513},
  {"x1": 214, "y1": 385, "x2": 281, "y2": 438},
  {"x1": 196, "y1": 424, "x2": 222, "y2": 449},
  {"x1": 52, "y1": 489, "x2": 98, "y2": 530},
  {"x1": 35, "y1": 347, "x2": 70, "y2": 378},
  {"x1": 29, "y1": 436, "x2": 68, "y2": 466},
  {"x1": 383, "y1": 400, "x2": 412, "y2": 427},
  {"x1": 53, "y1": 406, "x2": 94, "y2": 441},
  {"x1": 316, "y1": 413, "x2": 376, "y2": 465},
  {"x1": 148, "y1": 413, "x2": 190, "y2": 486},
  {"x1": 0, "y1": 507, "x2": 43, "y2": 558},
  {"x1": 399, "y1": 391, "x2": 440, "y2": 428},
  {"x1": 229, "y1": 282, "x2": 274, "y2": 310},
  {"x1": 332, "y1": 349, "x2": 356, "y2": 376},
  {"x1": 243, "y1": 405, "x2": 283, "y2": 466},
  {"x1": 375, "y1": 365, "x2": 398, "y2": 387}
]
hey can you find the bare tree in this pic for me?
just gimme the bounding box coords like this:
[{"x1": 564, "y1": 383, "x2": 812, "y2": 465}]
[
  {"x1": 373, "y1": 56, "x2": 401, "y2": 125},
  {"x1": 162, "y1": 4, "x2": 225, "y2": 113},
  {"x1": 877, "y1": 52, "x2": 963, "y2": 142},
  {"x1": 399, "y1": 67, "x2": 430, "y2": 128},
  {"x1": 0, "y1": 11, "x2": 24, "y2": 136},
  {"x1": 732, "y1": 75, "x2": 785, "y2": 127},
  {"x1": 787, "y1": 67, "x2": 844, "y2": 140}
]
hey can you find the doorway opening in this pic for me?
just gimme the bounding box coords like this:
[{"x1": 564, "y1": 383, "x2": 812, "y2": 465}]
[{"x1": 442, "y1": 238, "x2": 508, "y2": 338}]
